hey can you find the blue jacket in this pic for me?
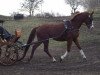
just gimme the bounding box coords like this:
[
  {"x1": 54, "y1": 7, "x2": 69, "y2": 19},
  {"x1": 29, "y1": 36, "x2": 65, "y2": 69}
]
[{"x1": 0, "y1": 26, "x2": 12, "y2": 41}]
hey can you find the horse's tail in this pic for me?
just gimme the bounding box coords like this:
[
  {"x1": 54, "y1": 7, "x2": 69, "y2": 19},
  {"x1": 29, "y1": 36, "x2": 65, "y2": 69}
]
[
  {"x1": 18, "y1": 27, "x2": 39, "y2": 61},
  {"x1": 25, "y1": 26, "x2": 38, "y2": 51}
]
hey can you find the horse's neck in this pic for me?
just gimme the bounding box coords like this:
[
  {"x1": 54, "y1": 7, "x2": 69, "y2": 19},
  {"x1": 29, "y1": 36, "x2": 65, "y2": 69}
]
[
  {"x1": 71, "y1": 20, "x2": 83, "y2": 30},
  {"x1": 71, "y1": 13, "x2": 86, "y2": 30}
]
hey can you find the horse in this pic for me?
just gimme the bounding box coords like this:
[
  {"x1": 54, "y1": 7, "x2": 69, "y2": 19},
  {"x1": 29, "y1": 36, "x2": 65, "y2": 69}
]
[{"x1": 19, "y1": 11, "x2": 94, "y2": 62}]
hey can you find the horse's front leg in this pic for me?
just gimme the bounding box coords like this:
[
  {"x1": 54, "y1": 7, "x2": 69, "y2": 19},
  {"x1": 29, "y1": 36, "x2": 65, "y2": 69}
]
[
  {"x1": 60, "y1": 39, "x2": 73, "y2": 62},
  {"x1": 73, "y1": 38, "x2": 87, "y2": 61}
]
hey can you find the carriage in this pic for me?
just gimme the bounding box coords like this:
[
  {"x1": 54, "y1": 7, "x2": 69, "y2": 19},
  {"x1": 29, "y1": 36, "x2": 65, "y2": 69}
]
[{"x1": 0, "y1": 20, "x2": 24, "y2": 66}]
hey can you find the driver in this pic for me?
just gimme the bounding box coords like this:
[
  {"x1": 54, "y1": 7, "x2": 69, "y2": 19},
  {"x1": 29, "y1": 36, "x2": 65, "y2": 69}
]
[{"x1": 0, "y1": 26, "x2": 12, "y2": 41}]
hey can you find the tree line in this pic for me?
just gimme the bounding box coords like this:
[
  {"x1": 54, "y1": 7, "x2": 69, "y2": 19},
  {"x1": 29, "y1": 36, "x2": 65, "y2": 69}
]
[
  {"x1": 20, "y1": 0, "x2": 100, "y2": 17},
  {"x1": 65, "y1": 0, "x2": 100, "y2": 14}
]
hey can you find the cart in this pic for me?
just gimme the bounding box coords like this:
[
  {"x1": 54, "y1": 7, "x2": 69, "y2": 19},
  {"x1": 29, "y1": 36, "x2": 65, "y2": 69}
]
[{"x1": 0, "y1": 20, "x2": 24, "y2": 66}]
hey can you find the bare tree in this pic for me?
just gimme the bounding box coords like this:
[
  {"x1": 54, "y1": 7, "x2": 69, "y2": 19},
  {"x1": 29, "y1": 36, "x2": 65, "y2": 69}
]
[
  {"x1": 21, "y1": 0, "x2": 43, "y2": 16},
  {"x1": 65, "y1": 0, "x2": 82, "y2": 14},
  {"x1": 82, "y1": 0, "x2": 100, "y2": 10}
]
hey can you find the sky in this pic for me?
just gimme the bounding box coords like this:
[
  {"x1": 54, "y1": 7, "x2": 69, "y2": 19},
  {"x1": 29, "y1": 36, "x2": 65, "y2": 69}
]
[{"x1": 0, "y1": 0, "x2": 84, "y2": 16}]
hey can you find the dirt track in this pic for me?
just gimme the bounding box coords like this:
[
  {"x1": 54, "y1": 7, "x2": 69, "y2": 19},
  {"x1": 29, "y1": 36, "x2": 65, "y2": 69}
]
[{"x1": 0, "y1": 44, "x2": 100, "y2": 75}]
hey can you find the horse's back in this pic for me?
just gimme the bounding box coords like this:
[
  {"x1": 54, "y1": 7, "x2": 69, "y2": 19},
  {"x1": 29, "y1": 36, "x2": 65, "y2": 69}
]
[{"x1": 36, "y1": 23, "x2": 65, "y2": 40}]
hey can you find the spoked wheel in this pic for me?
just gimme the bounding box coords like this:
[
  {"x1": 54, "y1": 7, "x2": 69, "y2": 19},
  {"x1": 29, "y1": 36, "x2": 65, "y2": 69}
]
[
  {"x1": 0, "y1": 45, "x2": 18, "y2": 66},
  {"x1": 0, "y1": 41, "x2": 24, "y2": 66},
  {"x1": 13, "y1": 41, "x2": 24, "y2": 61}
]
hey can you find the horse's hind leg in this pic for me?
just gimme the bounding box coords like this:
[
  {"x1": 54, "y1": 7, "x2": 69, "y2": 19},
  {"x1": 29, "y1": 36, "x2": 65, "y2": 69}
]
[
  {"x1": 43, "y1": 40, "x2": 56, "y2": 62},
  {"x1": 28, "y1": 42, "x2": 42, "y2": 62}
]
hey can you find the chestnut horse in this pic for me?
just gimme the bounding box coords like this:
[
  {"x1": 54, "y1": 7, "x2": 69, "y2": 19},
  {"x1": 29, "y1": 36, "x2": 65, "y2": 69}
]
[{"x1": 20, "y1": 11, "x2": 94, "y2": 62}]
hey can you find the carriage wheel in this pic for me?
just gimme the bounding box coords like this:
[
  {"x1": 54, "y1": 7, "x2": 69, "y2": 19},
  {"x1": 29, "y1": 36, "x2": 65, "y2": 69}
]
[
  {"x1": 13, "y1": 41, "x2": 24, "y2": 61},
  {"x1": 0, "y1": 41, "x2": 24, "y2": 66},
  {"x1": 0, "y1": 45, "x2": 17, "y2": 66}
]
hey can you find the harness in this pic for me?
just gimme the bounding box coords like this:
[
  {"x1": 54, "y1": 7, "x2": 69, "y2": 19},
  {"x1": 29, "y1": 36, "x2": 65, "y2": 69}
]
[{"x1": 63, "y1": 19, "x2": 73, "y2": 30}]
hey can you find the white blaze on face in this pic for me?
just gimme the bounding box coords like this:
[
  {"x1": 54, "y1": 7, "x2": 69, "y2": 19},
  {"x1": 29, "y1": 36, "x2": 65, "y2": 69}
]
[
  {"x1": 90, "y1": 21, "x2": 94, "y2": 29},
  {"x1": 88, "y1": 15, "x2": 94, "y2": 29}
]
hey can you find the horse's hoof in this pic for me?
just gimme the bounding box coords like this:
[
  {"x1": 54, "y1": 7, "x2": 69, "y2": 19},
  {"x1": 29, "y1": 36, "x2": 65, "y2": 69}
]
[
  {"x1": 53, "y1": 61, "x2": 56, "y2": 63},
  {"x1": 83, "y1": 58, "x2": 87, "y2": 62},
  {"x1": 60, "y1": 58, "x2": 63, "y2": 63},
  {"x1": 52, "y1": 57, "x2": 56, "y2": 63},
  {"x1": 53, "y1": 59, "x2": 56, "y2": 63}
]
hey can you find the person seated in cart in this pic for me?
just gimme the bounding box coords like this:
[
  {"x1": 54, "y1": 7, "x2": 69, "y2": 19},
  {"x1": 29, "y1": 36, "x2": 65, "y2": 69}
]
[
  {"x1": 0, "y1": 26, "x2": 21, "y2": 43},
  {"x1": 0, "y1": 26, "x2": 12, "y2": 41}
]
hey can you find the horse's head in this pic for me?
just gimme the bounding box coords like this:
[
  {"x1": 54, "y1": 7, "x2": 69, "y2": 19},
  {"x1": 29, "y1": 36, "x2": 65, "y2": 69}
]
[
  {"x1": 84, "y1": 11, "x2": 94, "y2": 29},
  {"x1": 71, "y1": 11, "x2": 94, "y2": 29}
]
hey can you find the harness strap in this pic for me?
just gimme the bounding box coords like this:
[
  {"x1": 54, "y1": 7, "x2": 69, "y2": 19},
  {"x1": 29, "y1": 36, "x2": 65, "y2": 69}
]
[
  {"x1": 63, "y1": 20, "x2": 73, "y2": 30},
  {"x1": 63, "y1": 19, "x2": 68, "y2": 29}
]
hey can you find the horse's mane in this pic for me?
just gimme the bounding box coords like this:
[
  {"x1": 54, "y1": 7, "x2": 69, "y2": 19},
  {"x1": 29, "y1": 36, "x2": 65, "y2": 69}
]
[{"x1": 71, "y1": 12, "x2": 89, "y2": 21}]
